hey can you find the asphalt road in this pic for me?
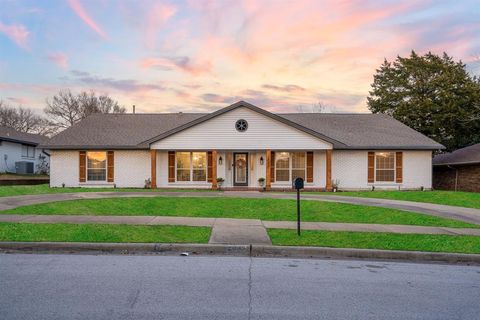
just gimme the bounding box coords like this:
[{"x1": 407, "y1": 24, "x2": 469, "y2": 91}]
[{"x1": 1, "y1": 254, "x2": 479, "y2": 320}]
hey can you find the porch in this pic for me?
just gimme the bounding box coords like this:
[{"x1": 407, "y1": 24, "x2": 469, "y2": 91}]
[{"x1": 149, "y1": 150, "x2": 333, "y2": 191}]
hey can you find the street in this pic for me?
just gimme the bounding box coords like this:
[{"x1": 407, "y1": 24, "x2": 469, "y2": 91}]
[{"x1": 1, "y1": 253, "x2": 479, "y2": 319}]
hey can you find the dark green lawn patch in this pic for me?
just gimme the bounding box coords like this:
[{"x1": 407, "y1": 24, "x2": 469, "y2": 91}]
[
  {"x1": 3, "y1": 197, "x2": 478, "y2": 228},
  {"x1": 268, "y1": 229, "x2": 480, "y2": 254},
  {"x1": 329, "y1": 190, "x2": 480, "y2": 209},
  {"x1": 0, "y1": 222, "x2": 211, "y2": 243},
  {"x1": 0, "y1": 184, "x2": 217, "y2": 197}
]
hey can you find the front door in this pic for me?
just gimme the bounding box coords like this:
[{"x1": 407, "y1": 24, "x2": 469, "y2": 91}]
[{"x1": 233, "y1": 153, "x2": 248, "y2": 186}]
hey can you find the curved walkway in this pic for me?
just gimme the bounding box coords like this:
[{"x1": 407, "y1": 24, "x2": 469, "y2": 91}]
[{"x1": 0, "y1": 191, "x2": 479, "y2": 224}]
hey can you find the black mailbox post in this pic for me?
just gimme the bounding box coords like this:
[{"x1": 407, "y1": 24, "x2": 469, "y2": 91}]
[{"x1": 293, "y1": 177, "x2": 304, "y2": 235}]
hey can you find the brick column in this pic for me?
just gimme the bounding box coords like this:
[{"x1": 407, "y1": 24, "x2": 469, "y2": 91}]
[
  {"x1": 326, "y1": 149, "x2": 332, "y2": 191},
  {"x1": 212, "y1": 150, "x2": 218, "y2": 190},
  {"x1": 150, "y1": 150, "x2": 157, "y2": 189},
  {"x1": 265, "y1": 149, "x2": 271, "y2": 191}
]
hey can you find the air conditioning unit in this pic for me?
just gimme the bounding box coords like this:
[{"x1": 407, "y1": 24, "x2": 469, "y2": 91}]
[{"x1": 15, "y1": 161, "x2": 34, "y2": 174}]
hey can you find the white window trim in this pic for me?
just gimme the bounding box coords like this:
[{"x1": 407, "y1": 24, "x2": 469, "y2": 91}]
[
  {"x1": 374, "y1": 151, "x2": 396, "y2": 184},
  {"x1": 274, "y1": 152, "x2": 307, "y2": 184},
  {"x1": 175, "y1": 152, "x2": 208, "y2": 183},
  {"x1": 86, "y1": 151, "x2": 107, "y2": 182}
]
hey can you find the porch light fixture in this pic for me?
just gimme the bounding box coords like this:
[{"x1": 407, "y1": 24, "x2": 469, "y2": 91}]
[
  {"x1": 259, "y1": 156, "x2": 264, "y2": 165},
  {"x1": 219, "y1": 156, "x2": 223, "y2": 165}
]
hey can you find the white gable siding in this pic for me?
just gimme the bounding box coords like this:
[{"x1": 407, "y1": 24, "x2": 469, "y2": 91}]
[{"x1": 151, "y1": 107, "x2": 332, "y2": 150}]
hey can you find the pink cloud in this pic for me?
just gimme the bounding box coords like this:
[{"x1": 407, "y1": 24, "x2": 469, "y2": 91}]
[
  {"x1": 145, "y1": 3, "x2": 176, "y2": 49},
  {"x1": 0, "y1": 22, "x2": 30, "y2": 49},
  {"x1": 47, "y1": 52, "x2": 68, "y2": 69},
  {"x1": 139, "y1": 56, "x2": 212, "y2": 76},
  {"x1": 67, "y1": 0, "x2": 107, "y2": 39}
]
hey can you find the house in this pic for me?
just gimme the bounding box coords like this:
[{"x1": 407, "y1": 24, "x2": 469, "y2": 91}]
[
  {"x1": 433, "y1": 143, "x2": 480, "y2": 192},
  {"x1": 0, "y1": 126, "x2": 50, "y2": 174},
  {"x1": 42, "y1": 101, "x2": 444, "y2": 190}
]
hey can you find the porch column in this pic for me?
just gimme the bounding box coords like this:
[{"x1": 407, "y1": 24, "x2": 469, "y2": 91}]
[
  {"x1": 326, "y1": 149, "x2": 332, "y2": 191},
  {"x1": 211, "y1": 150, "x2": 218, "y2": 190},
  {"x1": 150, "y1": 149, "x2": 157, "y2": 189},
  {"x1": 265, "y1": 149, "x2": 271, "y2": 191}
]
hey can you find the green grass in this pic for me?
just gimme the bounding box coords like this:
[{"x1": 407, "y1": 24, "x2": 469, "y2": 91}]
[
  {"x1": 0, "y1": 184, "x2": 216, "y2": 197},
  {"x1": 0, "y1": 222, "x2": 211, "y2": 243},
  {"x1": 3, "y1": 197, "x2": 479, "y2": 228},
  {"x1": 330, "y1": 190, "x2": 480, "y2": 209},
  {"x1": 268, "y1": 229, "x2": 480, "y2": 254}
]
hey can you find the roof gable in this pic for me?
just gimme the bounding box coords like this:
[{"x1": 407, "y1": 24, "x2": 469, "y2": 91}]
[{"x1": 143, "y1": 101, "x2": 345, "y2": 147}]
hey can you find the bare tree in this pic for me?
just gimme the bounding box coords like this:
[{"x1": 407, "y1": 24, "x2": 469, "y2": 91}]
[
  {"x1": 0, "y1": 100, "x2": 52, "y2": 135},
  {"x1": 45, "y1": 90, "x2": 126, "y2": 130}
]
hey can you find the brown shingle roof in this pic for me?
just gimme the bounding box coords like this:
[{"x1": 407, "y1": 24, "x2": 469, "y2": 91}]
[
  {"x1": 42, "y1": 101, "x2": 444, "y2": 150},
  {"x1": 433, "y1": 143, "x2": 480, "y2": 165},
  {"x1": 0, "y1": 126, "x2": 48, "y2": 145}
]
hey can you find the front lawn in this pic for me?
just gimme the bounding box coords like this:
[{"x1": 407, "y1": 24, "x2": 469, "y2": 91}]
[
  {"x1": 0, "y1": 184, "x2": 216, "y2": 197},
  {"x1": 3, "y1": 197, "x2": 478, "y2": 228},
  {"x1": 268, "y1": 229, "x2": 480, "y2": 254},
  {"x1": 332, "y1": 190, "x2": 480, "y2": 209},
  {"x1": 0, "y1": 222, "x2": 211, "y2": 243}
]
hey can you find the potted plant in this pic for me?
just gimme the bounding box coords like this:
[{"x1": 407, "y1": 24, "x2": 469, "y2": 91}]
[
  {"x1": 258, "y1": 177, "x2": 265, "y2": 190},
  {"x1": 144, "y1": 178, "x2": 151, "y2": 189},
  {"x1": 216, "y1": 177, "x2": 225, "y2": 189}
]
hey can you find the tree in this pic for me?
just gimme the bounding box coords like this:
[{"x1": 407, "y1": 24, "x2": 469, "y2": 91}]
[
  {"x1": 0, "y1": 100, "x2": 52, "y2": 135},
  {"x1": 44, "y1": 90, "x2": 126, "y2": 130},
  {"x1": 367, "y1": 51, "x2": 480, "y2": 151}
]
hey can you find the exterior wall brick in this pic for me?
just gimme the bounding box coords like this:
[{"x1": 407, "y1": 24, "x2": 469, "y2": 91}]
[{"x1": 433, "y1": 164, "x2": 480, "y2": 192}]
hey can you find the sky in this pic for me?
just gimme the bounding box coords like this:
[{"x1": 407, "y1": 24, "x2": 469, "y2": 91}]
[{"x1": 0, "y1": 0, "x2": 479, "y2": 114}]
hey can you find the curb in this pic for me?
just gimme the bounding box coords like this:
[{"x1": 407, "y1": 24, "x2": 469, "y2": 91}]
[{"x1": 1, "y1": 242, "x2": 480, "y2": 265}]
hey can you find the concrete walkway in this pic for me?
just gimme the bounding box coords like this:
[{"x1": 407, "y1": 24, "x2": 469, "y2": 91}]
[
  {"x1": 2, "y1": 214, "x2": 480, "y2": 242},
  {"x1": 1, "y1": 191, "x2": 480, "y2": 224}
]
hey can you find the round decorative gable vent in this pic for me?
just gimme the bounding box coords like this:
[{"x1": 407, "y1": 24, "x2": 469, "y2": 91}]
[{"x1": 235, "y1": 119, "x2": 248, "y2": 132}]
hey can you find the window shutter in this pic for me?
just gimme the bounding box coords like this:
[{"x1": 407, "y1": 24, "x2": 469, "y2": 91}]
[
  {"x1": 396, "y1": 152, "x2": 403, "y2": 183},
  {"x1": 79, "y1": 151, "x2": 86, "y2": 182},
  {"x1": 270, "y1": 152, "x2": 275, "y2": 182},
  {"x1": 306, "y1": 152, "x2": 314, "y2": 183},
  {"x1": 368, "y1": 152, "x2": 375, "y2": 183},
  {"x1": 168, "y1": 151, "x2": 175, "y2": 182},
  {"x1": 107, "y1": 151, "x2": 114, "y2": 182},
  {"x1": 207, "y1": 151, "x2": 213, "y2": 182}
]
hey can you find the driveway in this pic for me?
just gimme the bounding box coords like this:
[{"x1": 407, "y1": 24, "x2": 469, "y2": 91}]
[{"x1": 1, "y1": 191, "x2": 480, "y2": 224}]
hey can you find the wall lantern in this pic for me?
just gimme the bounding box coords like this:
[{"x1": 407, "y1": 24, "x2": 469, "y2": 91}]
[
  {"x1": 259, "y1": 156, "x2": 264, "y2": 165},
  {"x1": 218, "y1": 156, "x2": 223, "y2": 165}
]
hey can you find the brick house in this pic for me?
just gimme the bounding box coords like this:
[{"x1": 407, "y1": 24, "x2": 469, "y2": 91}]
[
  {"x1": 433, "y1": 143, "x2": 480, "y2": 192},
  {"x1": 42, "y1": 101, "x2": 444, "y2": 191}
]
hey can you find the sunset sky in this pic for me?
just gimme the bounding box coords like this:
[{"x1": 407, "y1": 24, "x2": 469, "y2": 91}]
[{"x1": 1, "y1": 0, "x2": 479, "y2": 114}]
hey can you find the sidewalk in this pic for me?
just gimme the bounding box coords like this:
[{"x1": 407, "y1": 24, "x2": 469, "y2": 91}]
[{"x1": 1, "y1": 214, "x2": 480, "y2": 246}]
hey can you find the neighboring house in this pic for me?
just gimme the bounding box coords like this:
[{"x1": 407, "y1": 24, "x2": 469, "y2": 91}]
[
  {"x1": 0, "y1": 126, "x2": 50, "y2": 174},
  {"x1": 42, "y1": 101, "x2": 443, "y2": 190},
  {"x1": 433, "y1": 143, "x2": 480, "y2": 192}
]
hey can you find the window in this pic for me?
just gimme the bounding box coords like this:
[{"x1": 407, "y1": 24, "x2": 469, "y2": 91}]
[
  {"x1": 176, "y1": 152, "x2": 207, "y2": 182},
  {"x1": 176, "y1": 152, "x2": 191, "y2": 181},
  {"x1": 87, "y1": 151, "x2": 107, "y2": 181},
  {"x1": 375, "y1": 152, "x2": 395, "y2": 182},
  {"x1": 292, "y1": 152, "x2": 306, "y2": 180},
  {"x1": 21, "y1": 145, "x2": 35, "y2": 158},
  {"x1": 275, "y1": 152, "x2": 306, "y2": 182}
]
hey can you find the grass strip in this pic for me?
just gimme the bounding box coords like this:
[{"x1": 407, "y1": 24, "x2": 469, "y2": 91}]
[
  {"x1": 0, "y1": 222, "x2": 211, "y2": 243},
  {"x1": 2, "y1": 197, "x2": 478, "y2": 229},
  {"x1": 268, "y1": 229, "x2": 480, "y2": 254}
]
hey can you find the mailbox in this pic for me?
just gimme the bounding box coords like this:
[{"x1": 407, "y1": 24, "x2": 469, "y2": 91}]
[{"x1": 293, "y1": 177, "x2": 304, "y2": 190}]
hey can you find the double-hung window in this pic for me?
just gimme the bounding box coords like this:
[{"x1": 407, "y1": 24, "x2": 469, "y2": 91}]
[
  {"x1": 275, "y1": 152, "x2": 306, "y2": 182},
  {"x1": 87, "y1": 151, "x2": 107, "y2": 181},
  {"x1": 21, "y1": 145, "x2": 35, "y2": 158},
  {"x1": 375, "y1": 152, "x2": 395, "y2": 182},
  {"x1": 176, "y1": 152, "x2": 207, "y2": 182}
]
